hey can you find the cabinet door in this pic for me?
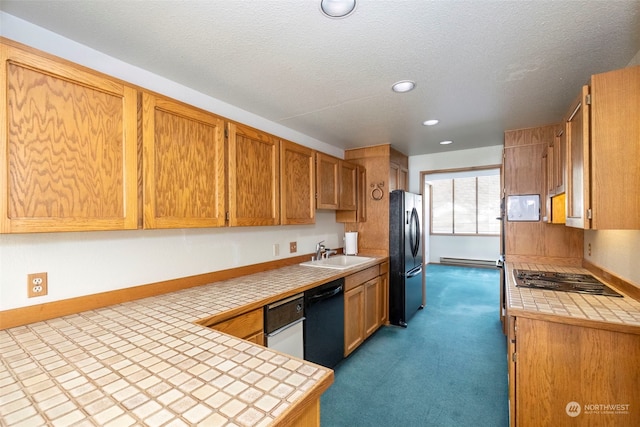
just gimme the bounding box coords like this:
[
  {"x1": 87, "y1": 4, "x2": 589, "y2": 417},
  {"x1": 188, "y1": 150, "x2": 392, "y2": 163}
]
[
  {"x1": 344, "y1": 285, "x2": 364, "y2": 356},
  {"x1": 553, "y1": 129, "x2": 566, "y2": 194},
  {"x1": 1, "y1": 42, "x2": 138, "y2": 233},
  {"x1": 363, "y1": 277, "x2": 380, "y2": 338},
  {"x1": 590, "y1": 66, "x2": 640, "y2": 229},
  {"x1": 339, "y1": 160, "x2": 358, "y2": 211},
  {"x1": 280, "y1": 140, "x2": 315, "y2": 225},
  {"x1": 390, "y1": 162, "x2": 408, "y2": 192},
  {"x1": 142, "y1": 93, "x2": 225, "y2": 229},
  {"x1": 316, "y1": 152, "x2": 340, "y2": 209},
  {"x1": 336, "y1": 165, "x2": 367, "y2": 223},
  {"x1": 378, "y1": 264, "x2": 389, "y2": 325},
  {"x1": 565, "y1": 85, "x2": 590, "y2": 229},
  {"x1": 228, "y1": 122, "x2": 280, "y2": 226}
]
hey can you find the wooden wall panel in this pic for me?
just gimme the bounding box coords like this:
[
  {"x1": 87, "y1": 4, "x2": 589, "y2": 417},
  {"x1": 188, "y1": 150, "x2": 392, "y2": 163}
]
[
  {"x1": 344, "y1": 145, "x2": 395, "y2": 256},
  {"x1": 504, "y1": 124, "x2": 583, "y2": 265}
]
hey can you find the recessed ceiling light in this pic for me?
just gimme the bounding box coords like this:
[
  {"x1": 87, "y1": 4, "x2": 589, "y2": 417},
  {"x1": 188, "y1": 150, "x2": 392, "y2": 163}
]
[
  {"x1": 392, "y1": 80, "x2": 416, "y2": 93},
  {"x1": 320, "y1": 0, "x2": 357, "y2": 18},
  {"x1": 423, "y1": 119, "x2": 439, "y2": 126},
  {"x1": 439, "y1": 140, "x2": 453, "y2": 145}
]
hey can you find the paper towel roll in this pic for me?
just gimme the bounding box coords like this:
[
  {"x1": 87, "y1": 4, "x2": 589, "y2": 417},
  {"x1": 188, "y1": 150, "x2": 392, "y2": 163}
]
[{"x1": 345, "y1": 232, "x2": 358, "y2": 255}]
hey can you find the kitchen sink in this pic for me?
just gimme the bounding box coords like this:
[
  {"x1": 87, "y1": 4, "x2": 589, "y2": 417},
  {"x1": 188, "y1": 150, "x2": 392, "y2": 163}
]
[{"x1": 300, "y1": 255, "x2": 375, "y2": 270}]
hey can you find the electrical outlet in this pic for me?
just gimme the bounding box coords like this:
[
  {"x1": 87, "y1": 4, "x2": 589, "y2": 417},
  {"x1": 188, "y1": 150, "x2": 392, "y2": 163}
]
[
  {"x1": 28, "y1": 272, "x2": 48, "y2": 298},
  {"x1": 290, "y1": 242, "x2": 297, "y2": 253}
]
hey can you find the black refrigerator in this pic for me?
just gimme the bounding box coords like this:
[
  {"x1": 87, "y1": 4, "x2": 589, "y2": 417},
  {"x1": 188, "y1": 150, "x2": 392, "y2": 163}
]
[{"x1": 389, "y1": 190, "x2": 424, "y2": 327}]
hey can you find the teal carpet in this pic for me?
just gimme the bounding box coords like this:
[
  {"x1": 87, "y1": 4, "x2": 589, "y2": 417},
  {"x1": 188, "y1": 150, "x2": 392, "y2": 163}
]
[{"x1": 321, "y1": 264, "x2": 508, "y2": 426}]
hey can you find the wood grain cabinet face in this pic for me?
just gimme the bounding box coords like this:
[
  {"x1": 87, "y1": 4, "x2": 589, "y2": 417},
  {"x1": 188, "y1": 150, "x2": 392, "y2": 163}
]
[
  {"x1": 336, "y1": 166, "x2": 366, "y2": 223},
  {"x1": 565, "y1": 85, "x2": 590, "y2": 229},
  {"x1": 142, "y1": 93, "x2": 226, "y2": 229},
  {"x1": 390, "y1": 162, "x2": 408, "y2": 192},
  {"x1": 565, "y1": 66, "x2": 640, "y2": 230},
  {"x1": 344, "y1": 285, "x2": 364, "y2": 356},
  {"x1": 339, "y1": 160, "x2": 358, "y2": 211},
  {"x1": 363, "y1": 277, "x2": 380, "y2": 338},
  {"x1": 315, "y1": 152, "x2": 358, "y2": 211},
  {"x1": 315, "y1": 152, "x2": 340, "y2": 209},
  {"x1": 280, "y1": 140, "x2": 315, "y2": 225},
  {"x1": 512, "y1": 317, "x2": 640, "y2": 427},
  {"x1": 209, "y1": 307, "x2": 264, "y2": 346},
  {"x1": 343, "y1": 265, "x2": 384, "y2": 357},
  {"x1": 1, "y1": 42, "x2": 138, "y2": 233},
  {"x1": 227, "y1": 122, "x2": 280, "y2": 226}
]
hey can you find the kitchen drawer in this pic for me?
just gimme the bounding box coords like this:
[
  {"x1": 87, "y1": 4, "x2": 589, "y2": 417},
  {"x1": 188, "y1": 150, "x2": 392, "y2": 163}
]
[
  {"x1": 209, "y1": 307, "x2": 264, "y2": 340},
  {"x1": 345, "y1": 265, "x2": 380, "y2": 291}
]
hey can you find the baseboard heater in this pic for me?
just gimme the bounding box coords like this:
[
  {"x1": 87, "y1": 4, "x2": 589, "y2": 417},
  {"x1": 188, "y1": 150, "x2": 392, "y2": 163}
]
[{"x1": 439, "y1": 257, "x2": 497, "y2": 269}]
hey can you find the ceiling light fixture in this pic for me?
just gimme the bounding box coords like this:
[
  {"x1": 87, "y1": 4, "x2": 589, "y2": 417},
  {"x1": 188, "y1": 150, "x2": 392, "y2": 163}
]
[
  {"x1": 439, "y1": 140, "x2": 453, "y2": 145},
  {"x1": 320, "y1": 0, "x2": 357, "y2": 18},
  {"x1": 392, "y1": 80, "x2": 416, "y2": 93},
  {"x1": 423, "y1": 119, "x2": 439, "y2": 126}
]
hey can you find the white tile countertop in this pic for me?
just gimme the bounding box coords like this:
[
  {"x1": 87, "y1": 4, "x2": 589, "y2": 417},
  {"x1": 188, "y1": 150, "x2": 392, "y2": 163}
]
[
  {"x1": 505, "y1": 262, "x2": 640, "y2": 329},
  {"x1": 0, "y1": 258, "x2": 386, "y2": 427}
]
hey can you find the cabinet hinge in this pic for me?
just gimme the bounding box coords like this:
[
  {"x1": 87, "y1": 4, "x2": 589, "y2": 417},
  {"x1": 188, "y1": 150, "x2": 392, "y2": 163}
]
[
  {"x1": 587, "y1": 208, "x2": 592, "y2": 220},
  {"x1": 585, "y1": 94, "x2": 591, "y2": 105},
  {"x1": 512, "y1": 352, "x2": 517, "y2": 363},
  {"x1": 224, "y1": 128, "x2": 228, "y2": 139},
  {"x1": 225, "y1": 211, "x2": 230, "y2": 221}
]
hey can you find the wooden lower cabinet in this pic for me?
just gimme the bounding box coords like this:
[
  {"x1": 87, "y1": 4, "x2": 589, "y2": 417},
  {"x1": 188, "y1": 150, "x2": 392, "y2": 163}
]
[
  {"x1": 344, "y1": 284, "x2": 365, "y2": 355},
  {"x1": 363, "y1": 278, "x2": 380, "y2": 337},
  {"x1": 508, "y1": 316, "x2": 640, "y2": 426},
  {"x1": 344, "y1": 264, "x2": 386, "y2": 357},
  {"x1": 208, "y1": 307, "x2": 264, "y2": 346}
]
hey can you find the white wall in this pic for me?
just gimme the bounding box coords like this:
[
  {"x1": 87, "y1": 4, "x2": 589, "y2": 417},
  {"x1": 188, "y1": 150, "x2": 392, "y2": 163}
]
[
  {"x1": 410, "y1": 146, "x2": 503, "y2": 264},
  {"x1": 0, "y1": 13, "x2": 344, "y2": 311}
]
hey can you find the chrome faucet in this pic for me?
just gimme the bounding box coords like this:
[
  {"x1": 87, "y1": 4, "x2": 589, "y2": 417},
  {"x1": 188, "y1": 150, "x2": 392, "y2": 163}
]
[
  {"x1": 323, "y1": 249, "x2": 337, "y2": 259},
  {"x1": 315, "y1": 240, "x2": 325, "y2": 261}
]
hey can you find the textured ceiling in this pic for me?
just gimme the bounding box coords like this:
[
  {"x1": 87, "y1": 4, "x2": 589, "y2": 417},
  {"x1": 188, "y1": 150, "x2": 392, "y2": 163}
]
[{"x1": 1, "y1": 0, "x2": 639, "y2": 156}]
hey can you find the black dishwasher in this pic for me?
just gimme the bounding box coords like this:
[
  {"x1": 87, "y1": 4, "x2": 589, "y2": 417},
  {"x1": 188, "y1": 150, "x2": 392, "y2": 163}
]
[{"x1": 304, "y1": 278, "x2": 344, "y2": 368}]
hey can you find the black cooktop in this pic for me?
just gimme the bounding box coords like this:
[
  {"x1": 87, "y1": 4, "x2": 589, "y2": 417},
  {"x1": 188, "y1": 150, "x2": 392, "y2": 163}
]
[{"x1": 513, "y1": 269, "x2": 623, "y2": 297}]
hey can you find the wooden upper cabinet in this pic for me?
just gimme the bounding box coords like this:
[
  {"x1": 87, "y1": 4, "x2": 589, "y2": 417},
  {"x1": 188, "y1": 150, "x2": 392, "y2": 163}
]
[
  {"x1": 142, "y1": 92, "x2": 225, "y2": 229},
  {"x1": 315, "y1": 152, "x2": 358, "y2": 211},
  {"x1": 566, "y1": 65, "x2": 640, "y2": 230},
  {"x1": 316, "y1": 152, "x2": 340, "y2": 209},
  {"x1": 227, "y1": 122, "x2": 280, "y2": 226},
  {"x1": 553, "y1": 129, "x2": 566, "y2": 194},
  {"x1": 336, "y1": 165, "x2": 366, "y2": 223},
  {"x1": 280, "y1": 139, "x2": 315, "y2": 225},
  {"x1": 389, "y1": 162, "x2": 408, "y2": 192},
  {"x1": 565, "y1": 85, "x2": 590, "y2": 229},
  {"x1": 339, "y1": 160, "x2": 358, "y2": 211},
  {"x1": 589, "y1": 66, "x2": 640, "y2": 230},
  {"x1": 1, "y1": 40, "x2": 138, "y2": 233}
]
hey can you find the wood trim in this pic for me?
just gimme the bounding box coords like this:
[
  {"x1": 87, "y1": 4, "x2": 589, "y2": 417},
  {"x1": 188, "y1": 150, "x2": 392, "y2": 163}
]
[
  {"x1": 508, "y1": 307, "x2": 640, "y2": 335},
  {"x1": 583, "y1": 259, "x2": 640, "y2": 302},
  {"x1": 272, "y1": 371, "x2": 333, "y2": 427},
  {"x1": 420, "y1": 164, "x2": 502, "y2": 177},
  {"x1": 0, "y1": 254, "x2": 313, "y2": 330}
]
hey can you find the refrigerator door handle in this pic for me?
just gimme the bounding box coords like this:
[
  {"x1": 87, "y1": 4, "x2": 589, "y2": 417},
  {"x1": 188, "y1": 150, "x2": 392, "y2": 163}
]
[{"x1": 404, "y1": 266, "x2": 423, "y2": 278}]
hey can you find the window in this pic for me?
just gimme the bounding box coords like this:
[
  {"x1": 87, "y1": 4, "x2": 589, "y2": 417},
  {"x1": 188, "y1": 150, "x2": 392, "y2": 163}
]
[{"x1": 426, "y1": 168, "x2": 500, "y2": 235}]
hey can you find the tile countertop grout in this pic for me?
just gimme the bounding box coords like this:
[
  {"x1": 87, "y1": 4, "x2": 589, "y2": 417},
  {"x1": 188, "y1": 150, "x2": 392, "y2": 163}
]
[
  {"x1": 0, "y1": 257, "x2": 386, "y2": 427},
  {"x1": 505, "y1": 262, "x2": 640, "y2": 328}
]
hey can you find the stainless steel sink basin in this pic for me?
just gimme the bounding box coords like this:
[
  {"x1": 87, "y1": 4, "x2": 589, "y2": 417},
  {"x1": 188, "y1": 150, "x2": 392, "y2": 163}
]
[{"x1": 300, "y1": 255, "x2": 375, "y2": 270}]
